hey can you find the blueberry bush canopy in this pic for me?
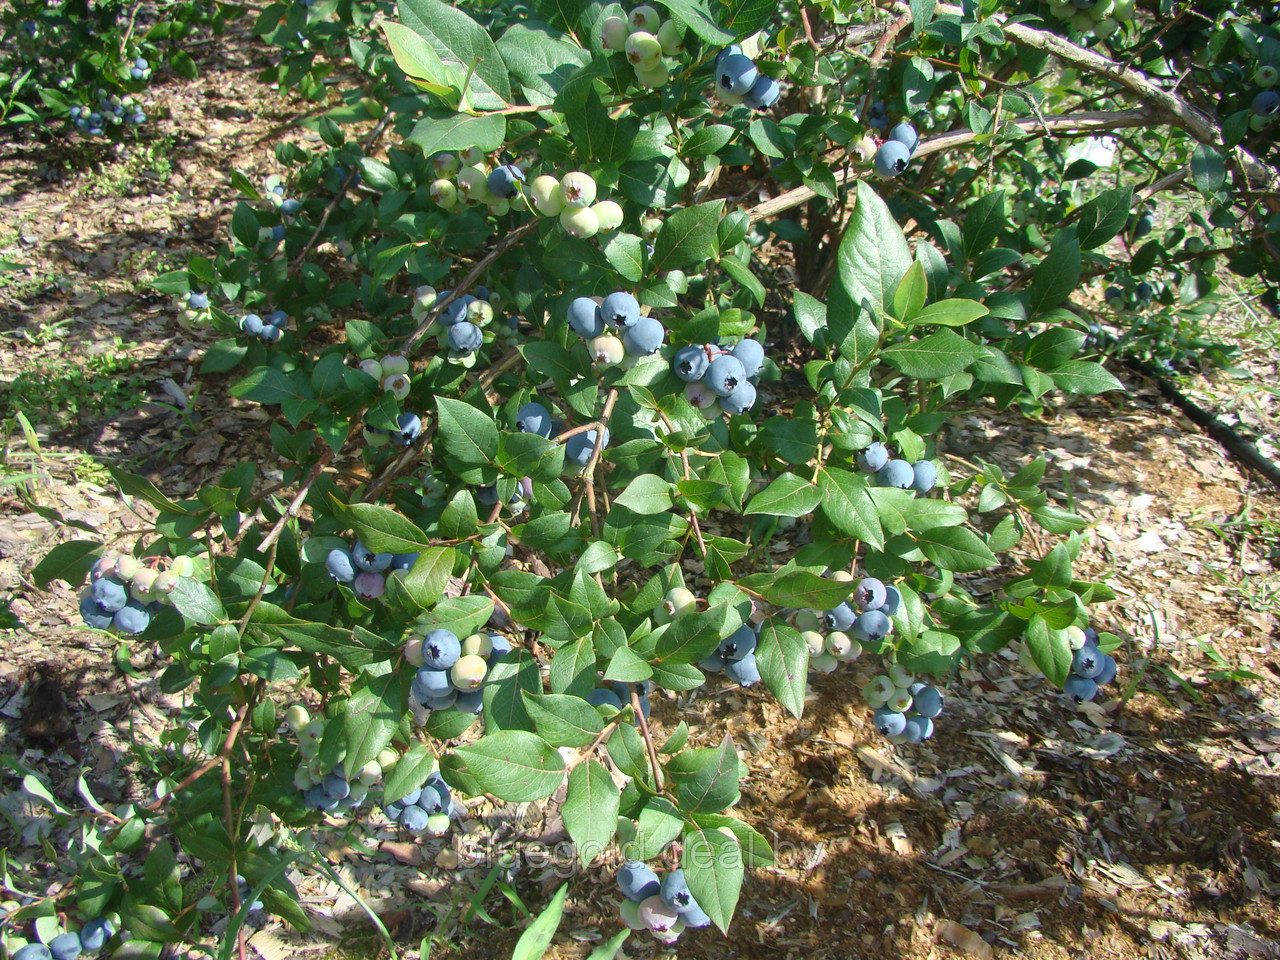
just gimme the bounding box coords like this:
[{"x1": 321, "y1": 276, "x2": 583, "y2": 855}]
[{"x1": 14, "y1": 0, "x2": 1280, "y2": 953}]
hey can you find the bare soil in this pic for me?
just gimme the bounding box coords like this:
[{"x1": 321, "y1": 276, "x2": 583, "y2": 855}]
[{"x1": 1, "y1": 17, "x2": 1279, "y2": 960}]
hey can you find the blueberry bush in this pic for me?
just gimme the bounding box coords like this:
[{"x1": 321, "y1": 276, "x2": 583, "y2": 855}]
[{"x1": 15, "y1": 0, "x2": 1280, "y2": 955}]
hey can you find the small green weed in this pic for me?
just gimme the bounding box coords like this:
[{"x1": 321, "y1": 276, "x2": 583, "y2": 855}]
[{"x1": 0, "y1": 337, "x2": 149, "y2": 427}]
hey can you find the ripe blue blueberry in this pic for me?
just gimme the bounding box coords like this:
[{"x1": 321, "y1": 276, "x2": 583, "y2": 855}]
[
  {"x1": 730, "y1": 338, "x2": 764, "y2": 378},
  {"x1": 1071, "y1": 645, "x2": 1104, "y2": 679},
  {"x1": 281, "y1": 198, "x2": 301, "y2": 215},
  {"x1": 565, "y1": 428, "x2": 609, "y2": 466},
  {"x1": 1254, "y1": 90, "x2": 1280, "y2": 115},
  {"x1": 743, "y1": 74, "x2": 781, "y2": 110},
  {"x1": 824, "y1": 602, "x2": 856, "y2": 631},
  {"x1": 455, "y1": 690, "x2": 484, "y2": 714},
  {"x1": 92, "y1": 576, "x2": 129, "y2": 613},
  {"x1": 660, "y1": 869, "x2": 695, "y2": 911},
  {"x1": 1063, "y1": 675, "x2": 1099, "y2": 701},
  {"x1": 673, "y1": 344, "x2": 710, "y2": 382},
  {"x1": 718, "y1": 624, "x2": 757, "y2": 661},
  {"x1": 703, "y1": 355, "x2": 747, "y2": 397},
  {"x1": 418, "y1": 781, "x2": 451, "y2": 814},
  {"x1": 517, "y1": 402, "x2": 553, "y2": 437},
  {"x1": 15, "y1": 946, "x2": 55, "y2": 960},
  {"x1": 326, "y1": 548, "x2": 356, "y2": 582},
  {"x1": 910, "y1": 683, "x2": 943, "y2": 719},
  {"x1": 271, "y1": 224, "x2": 286, "y2": 241},
  {"x1": 438, "y1": 294, "x2": 471, "y2": 326},
  {"x1": 698, "y1": 650, "x2": 725, "y2": 672},
  {"x1": 873, "y1": 707, "x2": 907, "y2": 737},
  {"x1": 113, "y1": 600, "x2": 151, "y2": 635},
  {"x1": 188, "y1": 292, "x2": 210, "y2": 309},
  {"x1": 676, "y1": 896, "x2": 712, "y2": 928},
  {"x1": 875, "y1": 141, "x2": 911, "y2": 178},
  {"x1": 421, "y1": 629, "x2": 461, "y2": 670},
  {"x1": 719, "y1": 380, "x2": 756, "y2": 415},
  {"x1": 622, "y1": 316, "x2": 665, "y2": 356},
  {"x1": 425, "y1": 692, "x2": 458, "y2": 711},
  {"x1": 887, "y1": 121, "x2": 920, "y2": 156},
  {"x1": 241, "y1": 314, "x2": 264, "y2": 335},
  {"x1": 715, "y1": 44, "x2": 742, "y2": 68},
  {"x1": 448, "y1": 321, "x2": 483, "y2": 353},
  {"x1": 487, "y1": 164, "x2": 525, "y2": 199},
  {"x1": 395, "y1": 413, "x2": 422, "y2": 445},
  {"x1": 717, "y1": 53, "x2": 758, "y2": 96},
  {"x1": 878, "y1": 459, "x2": 915, "y2": 489},
  {"x1": 80, "y1": 596, "x2": 115, "y2": 629},
  {"x1": 868, "y1": 100, "x2": 888, "y2": 128},
  {"x1": 49, "y1": 933, "x2": 82, "y2": 960},
  {"x1": 488, "y1": 634, "x2": 512, "y2": 664},
  {"x1": 79, "y1": 919, "x2": 114, "y2": 951},
  {"x1": 903, "y1": 715, "x2": 934, "y2": 742},
  {"x1": 1094, "y1": 653, "x2": 1118, "y2": 686},
  {"x1": 911, "y1": 460, "x2": 937, "y2": 494},
  {"x1": 352, "y1": 542, "x2": 393, "y2": 573},
  {"x1": 390, "y1": 552, "x2": 419, "y2": 572},
  {"x1": 400, "y1": 805, "x2": 431, "y2": 832},
  {"x1": 260, "y1": 325, "x2": 282, "y2": 343},
  {"x1": 618, "y1": 861, "x2": 662, "y2": 902},
  {"x1": 857, "y1": 442, "x2": 889, "y2": 473},
  {"x1": 724, "y1": 651, "x2": 761, "y2": 686},
  {"x1": 854, "y1": 577, "x2": 887, "y2": 611},
  {"x1": 415, "y1": 667, "x2": 454, "y2": 698},
  {"x1": 323, "y1": 773, "x2": 350, "y2": 800},
  {"x1": 600, "y1": 291, "x2": 641, "y2": 329},
  {"x1": 476, "y1": 486, "x2": 499, "y2": 507},
  {"x1": 852, "y1": 610, "x2": 891, "y2": 642},
  {"x1": 587, "y1": 688, "x2": 625, "y2": 711},
  {"x1": 568, "y1": 297, "x2": 605, "y2": 338}
]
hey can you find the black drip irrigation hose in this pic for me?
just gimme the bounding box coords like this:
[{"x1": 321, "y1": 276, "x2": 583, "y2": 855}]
[{"x1": 1090, "y1": 328, "x2": 1280, "y2": 491}]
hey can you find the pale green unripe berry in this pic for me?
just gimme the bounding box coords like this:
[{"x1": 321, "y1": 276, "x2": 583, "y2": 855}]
[
  {"x1": 377, "y1": 748, "x2": 399, "y2": 770},
  {"x1": 600, "y1": 15, "x2": 628, "y2": 50},
  {"x1": 793, "y1": 609, "x2": 821, "y2": 632},
  {"x1": 411, "y1": 288, "x2": 437, "y2": 321},
  {"x1": 810, "y1": 651, "x2": 839, "y2": 674},
  {"x1": 509, "y1": 191, "x2": 530, "y2": 212},
  {"x1": 625, "y1": 31, "x2": 662, "y2": 67},
  {"x1": 1069, "y1": 11, "x2": 1094, "y2": 31},
  {"x1": 114, "y1": 555, "x2": 141, "y2": 581},
  {"x1": 467, "y1": 299, "x2": 495, "y2": 325},
  {"x1": 635, "y1": 59, "x2": 670, "y2": 88},
  {"x1": 664, "y1": 587, "x2": 696, "y2": 618},
  {"x1": 364, "y1": 426, "x2": 390, "y2": 446},
  {"x1": 303, "y1": 719, "x2": 325, "y2": 741},
  {"x1": 358, "y1": 760, "x2": 382, "y2": 785},
  {"x1": 560, "y1": 205, "x2": 600, "y2": 238},
  {"x1": 855, "y1": 135, "x2": 879, "y2": 164},
  {"x1": 640, "y1": 216, "x2": 661, "y2": 240},
  {"x1": 629, "y1": 4, "x2": 660, "y2": 32},
  {"x1": 433, "y1": 153, "x2": 459, "y2": 176},
  {"x1": 558, "y1": 171, "x2": 597, "y2": 209},
  {"x1": 458, "y1": 145, "x2": 485, "y2": 166},
  {"x1": 1095, "y1": 0, "x2": 1115, "y2": 17},
  {"x1": 1250, "y1": 113, "x2": 1272, "y2": 132},
  {"x1": 359, "y1": 358, "x2": 383, "y2": 381},
  {"x1": 825, "y1": 631, "x2": 855, "y2": 660},
  {"x1": 592, "y1": 200, "x2": 624, "y2": 232},
  {"x1": 404, "y1": 636, "x2": 426, "y2": 666},
  {"x1": 346, "y1": 782, "x2": 369, "y2": 804},
  {"x1": 887, "y1": 687, "x2": 914, "y2": 713},
  {"x1": 1113, "y1": 0, "x2": 1134, "y2": 17},
  {"x1": 656, "y1": 19, "x2": 682, "y2": 55},
  {"x1": 171, "y1": 555, "x2": 196, "y2": 577},
  {"x1": 461, "y1": 633, "x2": 493, "y2": 657},
  {"x1": 430, "y1": 179, "x2": 458, "y2": 210},
  {"x1": 1093, "y1": 17, "x2": 1118, "y2": 38},
  {"x1": 530, "y1": 175, "x2": 564, "y2": 216},
  {"x1": 590, "y1": 335, "x2": 625, "y2": 366},
  {"x1": 862, "y1": 678, "x2": 892, "y2": 708},
  {"x1": 451, "y1": 654, "x2": 488, "y2": 690},
  {"x1": 425, "y1": 812, "x2": 451, "y2": 835},
  {"x1": 382, "y1": 373, "x2": 411, "y2": 399},
  {"x1": 1048, "y1": 0, "x2": 1073, "y2": 18},
  {"x1": 1065, "y1": 625, "x2": 1087, "y2": 650},
  {"x1": 888, "y1": 663, "x2": 913, "y2": 687},
  {"x1": 488, "y1": 197, "x2": 511, "y2": 216},
  {"x1": 1257, "y1": 65, "x2": 1280, "y2": 88},
  {"x1": 801, "y1": 630, "x2": 826, "y2": 656},
  {"x1": 381, "y1": 354, "x2": 410, "y2": 376},
  {"x1": 830, "y1": 570, "x2": 854, "y2": 582},
  {"x1": 457, "y1": 165, "x2": 491, "y2": 203},
  {"x1": 294, "y1": 766, "x2": 316, "y2": 790},
  {"x1": 130, "y1": 568, "x2": 158, "y2": 601},
  {"x1": 285, "y1": 705, "x2": 311, "y2": 733}
]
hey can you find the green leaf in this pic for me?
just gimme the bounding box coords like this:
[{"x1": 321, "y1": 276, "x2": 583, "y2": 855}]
[
  {"x1": 169, "y1": 577, "x2": 227, "y2": 626},
  {"x1": 674, "y1": 734, "x2": 740, "y2": 814},
  {"x1": 566, "y1": 87, "x2": 640, "y2": 167},
  {"x1": 882, "y1": 329, "x2": 985, "y2": 378},
  {"x1": 402, "y1": 548, "x2": 455, "y2": 608},
  {"x1": 563, "y1": 760, "x2": 619, "y2": 865},
  {"x1": 1076, "y1": 186, "x2": 1132, "y2": 249},
  {"x1": 406, "y1": 112, "x2": 507, "y2": 155},
  {"x1": 651, "y1": 200, "x2": 724, "y2": 274},
  {"x1": 523, "y1": 693, "x2": 604, "y2": 748},
  {"x1": 738, "y1": 571, "x2": 851, "y2": 610},
  {"x1": 961, "y1": 190, "x2": 1008, "y2": 260},
  {"x1": 1026, "y1": 231, "x2": 1081, "y2": 317},
  {"x1": 496, "y1": 24, "x2": 589, "y2": 104},
  {"x1": 1049, "y1": 360, "x2": 1123, "y2": 395},
  {"x1": 612, "y1": 474, "x2": 674, "y2": 515},
  {"x1": 398, "y1": 0, "x2": 511, "y2": 108},
  {"x1": 1031, "y1": 543, "x2": 1074, "y2": 589},
  {"x1": 435, "y1": 397, "x2": 498, "y2": 465},
  {"x1": 656, "y1": 603, "x2": 740, "y2": 665},
  {"x1": 682, "y1": 123, "x2": 734, "y2": 158},
  {"x1": 744, "y1": 473, "x2": 821, "y2": 517},
  {"x1": 681, "y1": 821, "x2": 742, "y2": 933},
  {"x1": 383, "y1": 743, "x2": 438, "y2": 803},
  {"x1": 663, "y1": 0, "x2": 735, "y2": 43},
  {"x1": 915, "y1": 527, "x2": 998, "y2": 572},
  {"x1": 911, "y1": 298, "x2": 989, "y2": 328},
  {"x1": 633, "y1": 797, "x2": 684, "y2": 859},
  {"x1": 602, "y1": 232, "x2": 646, "y2": 283},
  {"x1": 483, "y1": 650, "x2": 542, "y2": 733},
  {"x1": 818, "y1": 467, "x2": 884, "y2": 550},
  {"x1": 756, "y1": 619, "x2": 808, "y2": 719},
  {"x1": 792, "y1": 291, "x2": 827, "y2": 346},
  {"x1": 32, "y1": 540, "x2": 101, "y2": 590},
  {"x1": 604, "y1": 646, "x2": 654, "y2": 683},
  {"x1": 1024, "y1": 614, "x2": 1072, "y2": 688},
  {"x1": 832, "y1": 181, "x2": 913, "y2": 321},
  {"x1": 332, "y1": 501, "x2": 432, "y2": 554},
  {"x1": 892, "y1": 261, "x2": 927, "y2": 323},
  {"x1": 454, "y1": 730, "x2": 565, "y2": 801},
  {"x1": 1025, "y1": 328, "x2": 1085, "y2": 369},
  {"x1": 1191, "y1": 143, "x2": 1226, "y2": 196},
  {"x1": 342, "y1": 670, "x2": 406, "y2": 778},
  {"x1": 511, "y1": 883, "x2": 568, "y2": 960}
]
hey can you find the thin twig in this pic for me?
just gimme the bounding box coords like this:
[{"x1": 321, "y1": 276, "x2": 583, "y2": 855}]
[{"x1": 630, "y1": 685, "x2": 665, "y2": 792}]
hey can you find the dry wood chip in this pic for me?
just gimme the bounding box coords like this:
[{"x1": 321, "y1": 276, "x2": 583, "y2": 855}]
[{"x1": 935, "y1": 919, "x2": 994, "y2": 959}]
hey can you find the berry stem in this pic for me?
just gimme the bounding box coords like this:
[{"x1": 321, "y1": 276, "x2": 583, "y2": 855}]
[{"x1": 629, "y1": 684, "x2": 665, "y2": 793}]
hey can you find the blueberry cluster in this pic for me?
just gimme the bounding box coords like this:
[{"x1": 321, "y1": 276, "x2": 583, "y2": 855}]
[
  {"x1": 855, "y1": 442, "x2": 937, "y2": 493},
  {"x1": 405, "y1": 628, "x2": 512, "y2": 714},
  {"x1": 863, "y1": 665, "x2": 943, "y2": 743},
  {"x1": 712, "y1": 45, "x2": 780, "y2": 111},
  {"x1": 599, "y1": 5, "x2": 685, "y2": 90},
  {"x1": 1061, "y1": 625, "x2": 1118, "y2": 701},
  {"x1": 1045, "y1": 0, "x2": 1134, "y2": 38},
  {"x1": 616, "y1": 862, "x2": 710, "y2": 943},
  {"x1": 71, "y1": 93, "x2": 145, "y2": 137},
  {"x1": 356, "y1": 353, "x2": 414, "y2": 400},
  {"x1": 566, "y1": 289, "x2": 665, "y2": 377},
  {"x1": 428, "y1": 148, "x2": 533, "y2": 219},
  {"x1": 797, "y1": 575, "x2": 902, "y2": 672},
  {"x1": 264, "y1": 175, "x2": 301, "y2": 216},
  {"x1": 1104, "y1": 279, "x2": 1154, "y2": 309},
  {"x1": 1251, "y1": 87, "x2": 1280, "y2": 132},
  {"x1": 698, "y1": 622, "x2": 761, "y2": 688},
  {"x1": 80, "y1": 554, "x2": 195, "y2": 635},
  {"x1": 528, "y1": 170, "x2": 624, "y2": 239},
  {"x1": 874, "y1": 121, "x2": 921, "y2": 180},
  {"x1": 6, "y1": 917, "x2": 116, "y2": 960},
  {"x1": 674, "y1": 338, "x2": 764, "y2": 417},
  {"x1": 325, "y1": 542, "x2": 420, "y2": 600},
  {"x1": 128, "y1": 57, "x2": 151, "y2": 81},
  {"x1": 412, "y1": 283, "x2": 505, "y2": 362},
  {"x1": 287, "y1": 706, "x2": 389, "y2": 813},
  {"x1": 238, "y1": 310, "x2": 289, "y2": 343},
  {"x1": 383, "y1": 764, "x2": 458, "y2": 836}
]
